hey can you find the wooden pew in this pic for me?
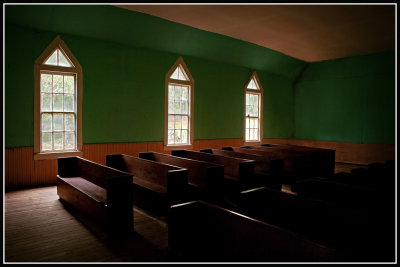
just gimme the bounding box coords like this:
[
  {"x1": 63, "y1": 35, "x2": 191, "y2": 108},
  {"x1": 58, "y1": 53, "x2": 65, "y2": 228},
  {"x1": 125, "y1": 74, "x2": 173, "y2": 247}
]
[
  {"x1": 168, "y1": 200, "x2": 338, "y2": 262},
  {"x1": 138, "y1": 152, "x2": 224, "y2": 202},
  {"x1": 171, "y1": 150, "x2": 255, "y2": 193},
  {"x1": 221, "y1": 146, "x2": 301, "y2": 185},
  {"x1": 200, "y1": 148, "x2": 283, "y2": 190},
  {"x1": 238, "y1": 187, "x2": 386, "y2": 261},
  {"x1": 242, "y1": 145, "x2": 317, "y2": 178},
  {"x1": 106, "y1": 154, "x2": 188, "y2": 217},
  {"x1": 262, "y1": 143, "x2": 336, "y2": 176},
  {"x1": 57, "y1": 156, "x2": 133, "y2": 233}
]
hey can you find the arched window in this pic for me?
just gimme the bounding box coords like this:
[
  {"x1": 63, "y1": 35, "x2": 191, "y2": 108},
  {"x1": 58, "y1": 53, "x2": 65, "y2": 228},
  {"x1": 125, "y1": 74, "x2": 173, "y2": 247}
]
[
  {"x1": 165, "y1": 57, "x2": 194, "y2": 148},
  {"x1": 244, "y1": 71, "x2": 263, "y2": 144},
  {"x1": 34, "y1": 35, "x2": 83, "y2": 159}
]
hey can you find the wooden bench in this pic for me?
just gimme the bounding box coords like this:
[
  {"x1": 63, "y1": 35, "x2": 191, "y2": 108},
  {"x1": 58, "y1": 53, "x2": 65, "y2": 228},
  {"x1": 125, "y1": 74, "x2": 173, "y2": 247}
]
[
  {"x1": 222, "y1": 146, "x2": 302, "y2": 185},
  {"x1": 242, "y1": 145, "x2": 316, "y2": 178},
  {"x1": 171, "y1": 150, "x2": 255, "y2": 194},
  {"x1": 238, "y1": 186, "x2": 383, "y2": 261},
  {"x1": 294, "y1": 177, "x2": 394, "y2": 216},
  {"x1": 200, "y1": 148, "x2": 283, "y2": 190},
  {"x1": 168, "y1": 200, "x2": 338, "y2": 262},
  {"x1": 262, "y1": 143, "x2": 336, "y2": 176},
  {"x1": 57, "y1": 156, "x2": 133, "y2": 233},
  {"x1": 106, "y1": 154, "x2": 188, "y2": 217},
  {"x1": 139, "y1": 152, "x2": 224, "y2": 202}
]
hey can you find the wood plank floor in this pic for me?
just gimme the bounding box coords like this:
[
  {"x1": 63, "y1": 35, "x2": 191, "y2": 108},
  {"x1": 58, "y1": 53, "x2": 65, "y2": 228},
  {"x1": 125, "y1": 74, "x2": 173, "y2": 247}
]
[
  {"x1": 4, "y1": 163, "x2": 366, "y2": 263},
  {"x1": 4, "y1": 186, "x2": 169, "y2": 262}
]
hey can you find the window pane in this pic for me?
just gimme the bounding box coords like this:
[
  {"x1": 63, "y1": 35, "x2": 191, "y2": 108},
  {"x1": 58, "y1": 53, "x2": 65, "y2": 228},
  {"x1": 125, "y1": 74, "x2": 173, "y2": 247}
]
[
  {"x1": 64, "y1": 132, "x2": 75, "y2": 150},
  {"x1": 174, "y1": 86, "x2": 181, "y2": 100},
  {"x1": 246, "y1": 118, "x2": 249, "y2": 128},
  {"x1": 245, "y1": 129, "x2": 250, "y2": 141},
  {"x1": 53, "y1": 113, "x2": 64, "y2": 131},
  {"x1": 53, "y1": 75, "x2": 63, "y2": 93},
  {"x1": 41, "y1": 74, "x2": 52, "y2": 93},
  {"x1": 169, "y1": 85, "x2": 175, "y2": 101},
  {"x1": 181, "y1": 101, "x2": 188, "y2": 115},
  {"x1": 168, "y1": 115, "x2": 175, "y2": 129},
  {"x1": 254, "y1": 118, "x2": 259, "y2": 129},
  {"x1": 175, "y1": 130, "x2": 182, "y2": 144},
  {"x1": 42, "y1": 132, "x2": 52, "y2": 151},
  {"x1": 41, "y1": 93, "x2": 52, "y2": 112},
  {"x1": 53, "y1": 94, "x2": 63, "y2": 112},
  {"x1": 168, "y1": 100, "x2": 174, "y2": 114},
  {"x1": 182, "y1": 116, "x2": 188, "y2": 130},
  {"x1": 64, "y1": 94, "x2": 74, "y2": 112},
  {"x1": 54, "y1": 132, "x2": 64, "y2": 150},
  {"x1": 174, "y1": 116, "x2": 182, "y2": 129},
  {"x1": 249, "y1": 118, "x2": 253, "y2": 128},
  {"x1": 64, "y1": 76, "x2": 74, "y2": 94},
  {"x1": 45, "y1": 50, "x2": 58, "y2": 65},
  {"x1": 182, "y1": 87, "x2": 188, "y2": 101},
  {"x1": 58, "y1": 51, "x2": 72, "y2": 67},
  {"x1": 174, "y1": 101, "x2": 180, "y2": 114},
  {"x1": 65, "y1": 114, "x2": 75, "y2": 131},
  {"x1": 181, "y1": 130, "x2": 188, "y2": 144},
  {"x1": 41, "y1": 113, "x2": 52, "y2": 132},
  {"x1": 168, "y1": 130, "x2": 175, "y2": 144}
]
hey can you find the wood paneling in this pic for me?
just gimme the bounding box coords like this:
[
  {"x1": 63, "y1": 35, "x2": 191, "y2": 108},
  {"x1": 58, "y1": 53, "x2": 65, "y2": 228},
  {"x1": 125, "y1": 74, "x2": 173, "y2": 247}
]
[{"x1": 5, "y1": 138, "x2": 394, "y2": 191}]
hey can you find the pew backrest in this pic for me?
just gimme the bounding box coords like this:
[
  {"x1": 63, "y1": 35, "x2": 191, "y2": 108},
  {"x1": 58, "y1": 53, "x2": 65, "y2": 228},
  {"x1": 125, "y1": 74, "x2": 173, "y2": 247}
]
[
  {"x1": 172, "y1": 150, "x2": 254, "y2": 181},
  {"x1": 139, "y1": 152, "x2": 224, "y2": 188}
]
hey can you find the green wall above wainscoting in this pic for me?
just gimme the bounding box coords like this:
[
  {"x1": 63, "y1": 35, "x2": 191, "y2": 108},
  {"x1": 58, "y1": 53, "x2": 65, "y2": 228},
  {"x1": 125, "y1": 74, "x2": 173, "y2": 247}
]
[
  {"x1": 4, "y1": 5, "x2": 395, "y2": 148},
  {"x1": 294, "y1": 51, "x2": 395, "y2": 145}
]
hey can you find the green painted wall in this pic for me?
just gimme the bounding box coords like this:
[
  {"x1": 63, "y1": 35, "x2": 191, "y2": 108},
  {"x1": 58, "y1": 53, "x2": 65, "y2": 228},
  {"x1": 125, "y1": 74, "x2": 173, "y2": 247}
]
[
  {"x1": 5, "y1": 23, "x2": 296, "y2": 148},
  {"x1": 5, "y1": 5, "x2": 395, "y2": 148},
  {"x1": 294, "y1": 51, "x2": 395, "y2": 144}
]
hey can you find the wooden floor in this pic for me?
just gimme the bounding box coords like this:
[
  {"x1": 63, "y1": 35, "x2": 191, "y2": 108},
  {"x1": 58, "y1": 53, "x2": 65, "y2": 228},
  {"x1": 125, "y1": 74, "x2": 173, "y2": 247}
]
[
  {"x1": 4, "y1": 186, "x2": 169, "y2": 262},
  {"x1": 4, "y1": 162, "x2": 365, "y2": 263}
]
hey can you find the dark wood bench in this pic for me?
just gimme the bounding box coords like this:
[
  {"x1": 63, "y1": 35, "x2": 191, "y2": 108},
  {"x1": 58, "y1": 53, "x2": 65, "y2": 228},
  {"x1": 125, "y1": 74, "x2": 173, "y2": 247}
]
[
  {"x1": 294, "y1": 177, "x2": 394, "y2": 216},
  {"x1": 222, "y1": 146, "x2": 302, "y2": 185},
  {"x1": 57, "y1": 156, "x2": 133, "y2": 233},
  {"x1": 200, "y1": 148, "x2": 283, "y2": 190},
  {"x1": 106, "y1": 154, "x2": 188, "y2": 217},
  {"x1": 262, "y1": 143, "x2": 336, "y2": 176},
  {"x1": 242, "y1": 145, "x2": 316, "y2": 178},
  {"x1": 139, "y1": 152, "x2": 224, "y2": 202},
  {"x1": 168, "y1": 200, "x2": 338, "y2": 262},
  {"x1": 238, "y1": 186, "x2": 385, "y2": 261},
  {"x1": 171, "y1": 150, "x2": 255, "y2": 192}
]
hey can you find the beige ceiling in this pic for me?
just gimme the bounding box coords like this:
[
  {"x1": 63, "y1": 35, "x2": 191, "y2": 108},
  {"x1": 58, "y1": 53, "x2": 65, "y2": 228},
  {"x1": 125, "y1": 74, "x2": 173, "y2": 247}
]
[{"x1": 115, "y1": 4, "x2": 395, "y2": 62}]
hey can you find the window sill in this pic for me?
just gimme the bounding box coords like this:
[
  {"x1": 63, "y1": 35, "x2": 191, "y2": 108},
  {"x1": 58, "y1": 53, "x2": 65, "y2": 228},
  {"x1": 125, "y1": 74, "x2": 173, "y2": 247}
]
[
  {"x1": 164, "y1": 144, "x2": 194, "y2": 151},
  {"x1": 34, "y1": 151, "x2": 83, "y2": 160}
]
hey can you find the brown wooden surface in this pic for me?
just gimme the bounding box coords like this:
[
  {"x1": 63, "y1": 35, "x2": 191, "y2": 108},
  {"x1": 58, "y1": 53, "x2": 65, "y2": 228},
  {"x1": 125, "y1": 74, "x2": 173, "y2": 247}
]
[
  {"x1": 5, "y1": 138, "x2": 394, "y2": 191},
  {"x1": 4, "y1": 186, "x2": 168, "y2": 262},
  {"x1": 139, "y1": 151, "x2": 224, "y2": 188},
  {"x1": 171, "y1": 150, "x2": 253, "y2": 181}
]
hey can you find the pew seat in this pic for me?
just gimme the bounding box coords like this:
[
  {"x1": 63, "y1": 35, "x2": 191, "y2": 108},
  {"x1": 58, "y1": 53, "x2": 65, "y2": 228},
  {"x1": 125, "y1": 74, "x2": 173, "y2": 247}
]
[{"x1": 57, "y1": 156, "x2": 133, "y2": 233}]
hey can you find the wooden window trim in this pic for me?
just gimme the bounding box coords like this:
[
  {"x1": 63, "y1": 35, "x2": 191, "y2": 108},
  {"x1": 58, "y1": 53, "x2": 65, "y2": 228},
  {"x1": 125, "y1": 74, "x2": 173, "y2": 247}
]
[
  {"x1": 34, "y1": 35, "x2": 83, "y2": 160},
  {"x1": 164, "y1": 57, "x2": 194, "y2": 149},
  {"x1": 243, "y1": 71, "x2": 263, "y2": 146}
]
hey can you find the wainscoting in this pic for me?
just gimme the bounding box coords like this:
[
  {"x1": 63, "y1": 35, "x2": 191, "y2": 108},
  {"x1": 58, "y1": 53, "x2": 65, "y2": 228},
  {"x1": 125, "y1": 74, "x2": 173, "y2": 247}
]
[{"x1": 4, "y1": 139, "x2": 395, "y2": 191}]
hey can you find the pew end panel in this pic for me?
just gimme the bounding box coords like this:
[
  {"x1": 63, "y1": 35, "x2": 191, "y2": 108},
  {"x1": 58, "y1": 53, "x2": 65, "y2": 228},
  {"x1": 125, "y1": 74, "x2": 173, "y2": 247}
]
[{"x1": 57, "y1": 156, "x2": 133, "y2": 233}]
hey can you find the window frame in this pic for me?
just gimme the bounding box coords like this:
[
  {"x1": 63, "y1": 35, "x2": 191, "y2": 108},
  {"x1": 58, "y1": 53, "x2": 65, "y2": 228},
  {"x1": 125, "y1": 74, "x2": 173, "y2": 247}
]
[
  {"x1": 164, "y1": 57, "x2": 194, "y2": 150},
  {"x1": 243, "y1": 71, "x2": 263, "y2": 146},
  {"x1": 34, "y1": 35, "x2": 83, "y2": 160}
]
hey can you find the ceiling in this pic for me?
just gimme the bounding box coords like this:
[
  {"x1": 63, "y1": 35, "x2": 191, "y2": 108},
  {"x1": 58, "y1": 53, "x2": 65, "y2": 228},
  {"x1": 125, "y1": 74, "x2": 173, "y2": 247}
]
[{"x1": 115, "y1": 4, "x2": 395, "y2": 62}]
